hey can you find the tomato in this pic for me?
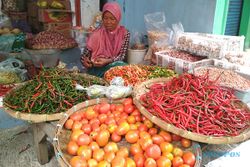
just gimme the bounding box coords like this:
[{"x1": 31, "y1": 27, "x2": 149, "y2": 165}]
[
  {"x1": 172, "y1": 156, "x2": 184, "y2": 167},
  {"x1": 81, "y1": 118, "x2": 89, "y2": 125},
  {"x1": 70, "y1": 156, "x2": 87, "y2": 167},
  {"x1": 123, "y1": 98, "x2": 133, "y2": 106},
  {"x1": 152, "y1": 134, "x2": 164, "y2": 145},
  {"x1": 77, "y1": 145, "x2": 92, "y2": 160},
  {"x1": 70, "y1": 129, "x2": 84, "y2": 142},
  {"x1": 134, "y1": 154, "x2": 145, "y2": 167},
  {"x1": 182, "y1": 151, "x2": 196, "y2": 167},
  {"x1": 125, "y1": 157, "x2": 136, "y2": 167},
  {"x1": 93, "y1": 104, "x2": 101, "y2": 112},
  {"x1": 104, "y1": 152, "x2": 116, "y2": 163},
  {"x1": 93, "y1": 148, "x2": 105, "y2": 162},
  {"x1": 124, "y1": 105, "x2": 135, "y2": 114},
  {"x1": 89, "y1": 131, "x2": 98, "y2": 141},
  {"x1": 159, "y1": 131, "x2": 172, "y2": 142},
  {"x1": 138, "y1": 124, "x2": 148, "y2": 132},
  {"x1": 91, "y1": 123, "x2": 100, "y2": 132},
  {"x1": 116, "y1": 121, "x2": 130, "y2": 136},
  {"x1": 173, "y1": 147, "x2": 184, "y2": 157},
  {"x1": 97, "y1": 160, "x2": 111, "y2": 167},
  {"x1": 144, "y1": 158, "x2": 157, "y2": 167},
  {"x1": 72, "y1": 121, "x2": 83, "y2": 131},
  {"x1": 145, "y1": 144, "x2": 161, "y2": 160},
  {"x1": 99, "y1": 103, "x2": 110, "y2": 114},
  {"x1": 156, "y1": 156, "x2": 171, "y2": 167},
  {"x1": 89, "y1": 141, "x2": 100, "y2": 152},
  {"x1": 134, "y1": 115, "x2": 142, "y2": 122},
  {"x1": 160, "y1": 142, "x2": 174, "y2": 153},
  {"x1": 111, "y1": 155, "x2": 126, "y2": 167},
  {"x1": 65, "y1": 119, "x2": 74, "y2": 130},
  {"x1": 77, "y1": 134, "x2": 91, "y2": 146},
  {"x1": 139, "y1": 131, "x2": 151, "y2": 140},
  {"x1": 67, "y1": 141, "x2": 79, "y2": 155},
  {"x1": 179, "y1": 164, "x2": 191, "y2": 167},
  {"x1": 110, "y1": 104, "x2": 116, "y2": 112},
  {"x1": 70, "y1": 112, "x2": 82, "y2": 121},
  {"x1": 111, "y1": 132, "x2": 122, "y2": 142},
  {"x1": 181, "y1": 138, "x2": 192, "y2": 148},
  {"x1": 96, "y1": 130, "x2": 110, "y2": 147},
  {"x1": 130, "y1": 143, "x2": 143, "y2": 156},
  {"x1": 105, "y1": 117, "x2": 116, "y2": 125},
  {"x1": 107, "y1": 123, "x2": 117, "y2": 133},
  {"x1": 144, "y1": 119, "x2": 153, "y2": 128},
  {"x1": 163, "y1": 152, "x2": 174, "y2": 161},
  {"x1": 100, "y1": 124, "x2": 108, "y2": 130},
  {"x1": 131, "y1": 109, "x2": 140, "y2": 116},
  {"x1": 98, "y1": 114, "x2": 108, "y2": 123},
  {"x1": 87, "y1": 159, "x2": 98, "y2": 167},
  {"x1": 104, "y1": 142, "x2": 119, "y2": 153},
  {"x1": 116, "y1": 147, "x2": 129, "y2": 158},
  {"x1": 85, "y1": 107, "x2": 97, "y2": 120},
  {"x1": 116, "y1": 104, "x2": 124, "y2": 112},
  {"x1": 172, "y1": 134, "x2": 182, "y2": 141},
  {"x1": 139, "y1": 138, "x2": 153, "y2": 151},
  {"x1": 148, "y1": 128, "x2": 158, "y2": 135},
  {"x1": 125, "y1": 130, "x2": 139, "y2": 144},
  {"x1": 129, "y1": 124, "x2": 138, "y2": 130},
  {"x1": 89, "y1": 118, "x2": 101, "y2": 127},
  {"x1": 127, "y1": 115, "x2": 136, "y2": 124}
]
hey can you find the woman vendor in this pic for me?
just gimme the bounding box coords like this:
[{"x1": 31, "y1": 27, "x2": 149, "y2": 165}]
[{"x1": 81, "y1": 2, "x2": 130, "y2": 77}]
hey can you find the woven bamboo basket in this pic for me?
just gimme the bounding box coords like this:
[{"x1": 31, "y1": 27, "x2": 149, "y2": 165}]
[
  {"x1": 132, "y1": 78, "x2": 250, "y2": 144},
  {"x1": 53, "y1": 98, "x2": 202, "y2": 167},
  {"x1": 2, "y1": 73, "x2": 107, "y2": 123}
]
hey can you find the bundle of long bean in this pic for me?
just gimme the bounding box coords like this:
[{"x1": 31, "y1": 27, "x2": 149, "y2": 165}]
[
  {"x1": 140, "y1": 73, "x2": 250, "y2": 137},
  {"x1": 3, "y1": 68, "x2": 106, "y2": 114}
]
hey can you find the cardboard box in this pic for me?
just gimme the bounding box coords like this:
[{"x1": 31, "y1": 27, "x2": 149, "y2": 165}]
[{"x1": 38, "y1": 9, "x2": 72, "y2": 23}]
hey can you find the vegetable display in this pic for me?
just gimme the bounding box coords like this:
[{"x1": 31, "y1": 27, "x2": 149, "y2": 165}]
[
  {"x1": 164, "y1": 48, "x2": 205, "y2": 62},
  {"x1": 140, "y1": 73, "x2": 250, "y2": 137},
  {"x1": 104, "y1": 65, "x2": 176, "y2": 86},
  {"x1": 3, "y1": 68, "x2": 106, "y2": 114},
  {"x1": 61, "y1": 98, "x2": 199, "y2": 167}
]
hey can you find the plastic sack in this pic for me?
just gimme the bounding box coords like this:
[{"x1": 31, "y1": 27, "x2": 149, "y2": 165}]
[
  {"x1": 223, "y1": 51, "x2": 250, "y2": 67},
  {"x1": 105, "y1": 85, "x2": 133, "y2": 100},
  {"x1": 130, "y1": 30, "x2": 146, "y2": 50},
  {"x1": 0, "y1": 34, "x2": 16, "y2": 53},
  {"x1": 144, "y1": 12, "x2": 172, "y2": 62},
  {"x1": 110, "y1": 77, "x2": 125, "y2": 86},
  {"x1": 0, "y1": 58, "x2": 27, "y2": 84}
]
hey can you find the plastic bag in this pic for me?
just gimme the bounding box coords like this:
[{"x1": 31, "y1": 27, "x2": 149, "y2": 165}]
[
  {"x1": 130, "y1": 30, "x2": 146, "y2": 50},
  {"x1": 144, "y1": 12, "x2": 171, "y2": 62},
  {"x1": 105, "y1": 85, "x2": 132, "y2": 100}
]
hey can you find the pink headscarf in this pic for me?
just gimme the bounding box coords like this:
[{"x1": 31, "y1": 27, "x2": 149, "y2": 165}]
[{"x1": 86, "y1": 2, "x2": 127, "y2": 61}]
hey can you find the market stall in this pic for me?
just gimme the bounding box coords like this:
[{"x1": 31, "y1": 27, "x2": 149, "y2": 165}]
[{"x1": 1, "y1": 2, "x2": 250, "y2": 167}]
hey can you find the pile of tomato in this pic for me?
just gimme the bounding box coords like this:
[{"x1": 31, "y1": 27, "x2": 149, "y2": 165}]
[{"x1": 64, "y1": 98, "x2": 197, "y2": 167}]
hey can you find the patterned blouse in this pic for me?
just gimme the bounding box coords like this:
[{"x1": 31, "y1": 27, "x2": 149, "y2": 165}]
[{"x1": 81, "y1": 31, "x2": 130, "y2": 62}]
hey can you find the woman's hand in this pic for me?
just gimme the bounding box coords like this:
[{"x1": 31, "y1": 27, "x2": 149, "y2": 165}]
[
  {"x1": 81, "y1": 56, "x2": 93, "y2": 68},
  {"x1": 93, "y1": 58, "x2": 112, "y2": 67}
]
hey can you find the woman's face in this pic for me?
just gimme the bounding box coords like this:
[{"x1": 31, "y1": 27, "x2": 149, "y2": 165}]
[{"x1": 103, "y1": 11, "x2": 119, "y2": 32}]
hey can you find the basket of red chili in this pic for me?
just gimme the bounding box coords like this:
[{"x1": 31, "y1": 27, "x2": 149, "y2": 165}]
[{"x1": 132, "y1": 74, "x2": 250, "y2": 144}]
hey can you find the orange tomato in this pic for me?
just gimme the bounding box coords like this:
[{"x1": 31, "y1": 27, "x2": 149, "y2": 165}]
[
  {"x1": 98, "y1": 114, "x2": 108, "y2": 123},
  {"x1": 124, "y1": 105, "x2": 135, "y2": 114},
  {"x1": 130, "y1": 143, "x2": 143, "y2": 156},
  {"x1": 67, "y1": 141, "x2": 79, "y2": 155},
  {"x1": 181, "y1": 138, "x2": 192, "y2": 148},
  {"x1": 104, "y1": 142, "x2": 119, "y2": 153},
  {"x1": 103, "y1": 152, "x2": 115, "y2": 163},
  {"x1": 85, "y1": 107, "x2": 97, "y2": 120},
  {"x1": 134, "y1": 153, "x2": 145, "y2": 167},
  {"x1": 72, "y1": 121, "x2": 83, "y2": 131},
  {"x1": 70, "y1": 112, "x2": 82, "y2": 121},
  {"x1": 162, "y1": 152, "x2": 174, "y2": 161},
  {"x1": 148, "y1": 128, "x2": 158, "y2": 135},
  {"x1": 182, "y1": 151, "x2": 196, "y2": 167},
  {"x1": 77, "y1": 134, "x2": 91, "y2": 146},
  {"x1": 173, "y1": 147, "x2": 184, "y2": 157},
  {"x1": 160, "y1": 142, "x2": 174, "y2": 153},
  {"x1": 116, "y1": 147, "x2": 129, "y2": 158},
  {"x1": 110, "y1": 104, "x2": 116, "y2": 112},
  {"x1": 64, "y1": 119, "x2": 74, "y2": 130},
  {"x1": 172, "y1": 156, "x2": 184, "y2": 167},
  {"x1": 144, "y1": 158, "x2": 157, "y2": 167},
  {"x1": 172, "y1": 134, "x2": 182, "y2": 141},
  {"x1": 96, "y1": 129, "x2": 110, "y2": 147},
  {"x1": 97, "y1": 160, "x2": 111, "y2": 167},
  {"x1": 70, "y1": 129, "x2": 84, "y2": 142},
  {"x1": 156, "y1": 156, "x2": 172, "y2": 167},
  {"x1": 125, "y1": 130, "x2": 139, "y2": 144},
  {"x1": 108, "y1": 123, "x2": 117, "y2": 133},
  {"x1": 89, "y1": 141, "x2": 100, "y2": 152},
  {"x1": 145, "y1": 144, "x2": 161, "y2": 160},
  {"x1": 159, "y1": 131, "x2": 172, "y2": 142},
  {"x1": 123, "y1": 98, "x2": 133, "y2": 106},
  {"x1": 116, "y1": 121, "x2": 130, "y2": 136},
  {"x1": 125, "y1": 157, "x2": 136, "y2": 167},
  {"x1": 93, "y1": 148, "x2": 105, "y2": 162},
  {"x1": 127, "y1": 115, "x2": 136, "y2": 124},
  {"x1": 77, "y1": 145, "x2": 92, "y2": 160},
  {"x1": 93, "y1": 104, "x2": 101, "y2": 112},
  {"x1": 87, "y1": 159, "x2": 98, "y2": 167},
  {"x1": 138, "y1": 124, "x2": 148, "y2": 132},
  {"x1": 143, "y1": 119, "x2": 153, "y2": 128},
  {"x1": 139, "y1": 138, "x2": 153, "y2": 151},
  {"x1": 139, "y1": 131, "x2": 151, "y2": 140},
  {"x1": 111, "y1": 132, "x2": 122, "y2": 142},
  {"x1": 70, "y1": 156, "x2": 87, "y2": 167},
  {"x1": 116, "y1": 104, "x2": 124, "y2": 112},
  {"x1": 81, "y1": 123, "x2": 92, "y2": 135},
  {"x1": 89, "y1": 131, "x2": 98, "y2": 141},
  {"x1": 111, "y1": 155, "x2": 126, "y2": 167},
  {"x1": 99, "y1": 103, "x2": 110, "y2": 114},
  {"x1": 152, "y1": 134, "x2": 165, "y2": 145}
]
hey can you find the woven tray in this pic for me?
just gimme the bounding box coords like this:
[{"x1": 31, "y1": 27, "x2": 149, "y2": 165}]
[
  {"x1": 132, "y1": 78, "x2": 250, "y2": 144},
  {"x1": 53, "y1": 98, "x2": 202, "y2": 167},
  {"x1": 2, "y1": 73, "x2": 107, "y2": 123}
]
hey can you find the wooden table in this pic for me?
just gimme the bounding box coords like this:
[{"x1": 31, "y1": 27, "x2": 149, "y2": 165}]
[{"x1": 32, "y1": 121, "x2": 58, "y2": 165}]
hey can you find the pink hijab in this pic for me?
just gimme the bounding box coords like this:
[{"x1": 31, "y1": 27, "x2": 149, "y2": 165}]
[{"x1": 86, "y1": 2, "x2": 127, "y2": 61}]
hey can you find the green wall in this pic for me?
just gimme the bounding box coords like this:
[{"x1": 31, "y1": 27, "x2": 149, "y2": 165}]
[
  {"x1": 239, "y1": 0, "x2": 250, "y2": 49},
  {"x1": 213, "y1": 0, "x2": 229, "y2": 34}
]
